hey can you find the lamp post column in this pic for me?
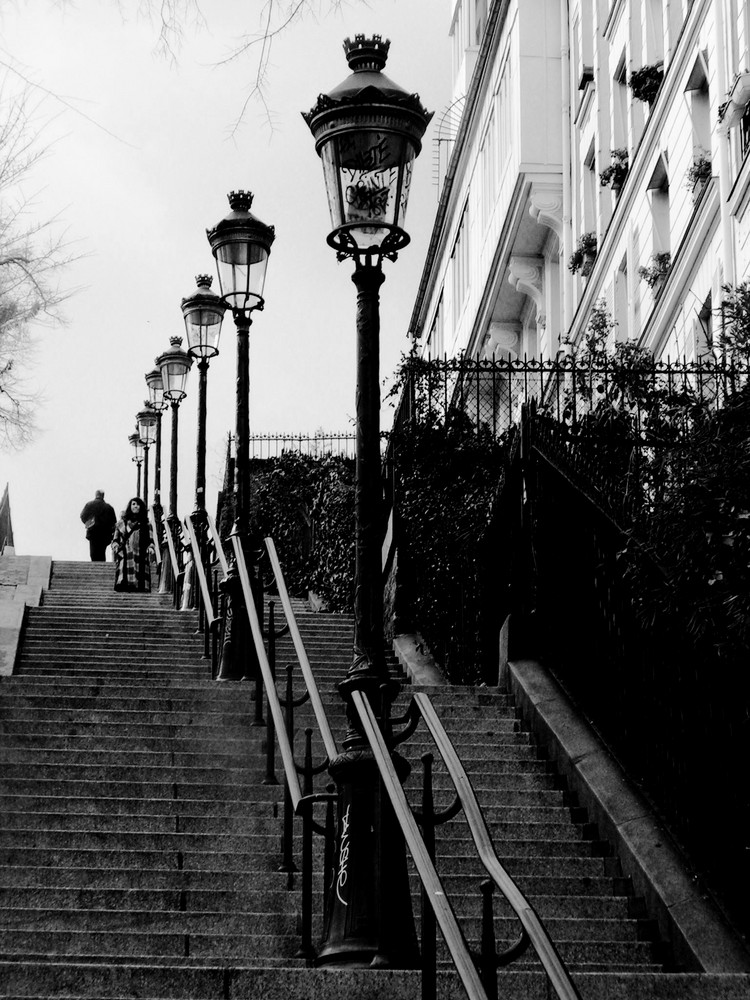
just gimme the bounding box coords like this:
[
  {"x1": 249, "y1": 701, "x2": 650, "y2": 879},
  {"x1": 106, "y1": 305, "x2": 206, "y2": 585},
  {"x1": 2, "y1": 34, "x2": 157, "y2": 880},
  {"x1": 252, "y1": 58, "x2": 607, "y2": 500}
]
[
  {"x1": 152, "y1": 412, "x2": 163, "y2": 545},
  {"x1": 135, "y1": 460, "x2": 142, "y2": 500},
  {"x1": 233, "y1": 313, "x2": 251, "y2": 538},
  {"x1": 351, "y1": 261, "x2": 386, "y2": 678},
  {"x1": 194, "y1": 357, "x2": 209, "y2": 515},
  {"x1": 168, "y1": 398, "x2": 180, "y2": 526},
  {"x1": 142, "y1": 444, "x2": 150, "y2": 509},
  {"x1": 216, "y1": 312, "x2": 257, "y2": 682}
]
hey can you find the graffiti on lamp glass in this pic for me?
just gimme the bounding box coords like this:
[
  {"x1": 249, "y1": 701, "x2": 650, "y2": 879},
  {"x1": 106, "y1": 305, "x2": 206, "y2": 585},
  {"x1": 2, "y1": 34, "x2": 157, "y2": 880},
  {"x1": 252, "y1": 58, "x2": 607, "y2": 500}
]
[
  {"x1": 344, "y1": 171, "x2": 392, "y2": 219},
  {"x1": 335, "y1": 804, "x2": 352, "y2": 905}
]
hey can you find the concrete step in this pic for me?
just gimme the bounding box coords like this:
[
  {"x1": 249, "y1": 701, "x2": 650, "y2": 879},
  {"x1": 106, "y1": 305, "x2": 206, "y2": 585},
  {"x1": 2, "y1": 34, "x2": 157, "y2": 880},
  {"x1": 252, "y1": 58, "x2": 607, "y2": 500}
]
[{"x1": 0, "y1": 865, "x2": 629, "y2": 899}]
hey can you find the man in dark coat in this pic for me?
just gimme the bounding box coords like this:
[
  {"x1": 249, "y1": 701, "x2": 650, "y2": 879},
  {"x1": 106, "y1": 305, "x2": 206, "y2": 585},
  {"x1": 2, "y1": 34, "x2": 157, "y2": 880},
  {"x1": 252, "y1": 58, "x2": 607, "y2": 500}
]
[{"x1": 80, "y1": 490, "x2": 117, "y2": 562}]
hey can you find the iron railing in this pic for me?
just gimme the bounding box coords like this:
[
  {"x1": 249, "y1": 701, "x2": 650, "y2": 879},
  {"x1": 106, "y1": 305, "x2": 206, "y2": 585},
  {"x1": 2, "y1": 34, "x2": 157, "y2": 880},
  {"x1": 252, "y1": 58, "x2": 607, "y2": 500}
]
[
  {"x1": 388, "y1": 353, "x2": 750, "y2": 446},
  {"x1": 236, "y1": 533, "x2": 583, "y2": 1000},
  {"x1": 382, "y1": 354, "x2": 750, "y2": 677},
  {"x1": 249, "y1": 432, "x2": 357, "y2": 459}
]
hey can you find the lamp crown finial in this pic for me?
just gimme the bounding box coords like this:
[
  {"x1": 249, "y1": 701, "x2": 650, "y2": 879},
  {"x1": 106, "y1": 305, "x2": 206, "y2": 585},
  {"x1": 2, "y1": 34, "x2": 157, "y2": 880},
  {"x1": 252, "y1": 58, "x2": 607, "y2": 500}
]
[
  {"x1": 228, "y1": 190, "x2": 254, "y2": 212},
  {"x1": 343, "y1": 33, "x2": 390, "y2": 72},
  {"x1": 169, "y1": 335, "x2": 183, "y2": 348},
  {"x1": 195, "y1": 274, "x2": 213, "y2": 288}
]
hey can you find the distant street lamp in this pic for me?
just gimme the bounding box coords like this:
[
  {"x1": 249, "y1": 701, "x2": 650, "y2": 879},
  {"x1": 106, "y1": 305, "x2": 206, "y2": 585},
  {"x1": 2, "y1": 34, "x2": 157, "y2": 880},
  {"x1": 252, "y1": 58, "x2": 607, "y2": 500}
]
[
  {"x1": 136, "y1": 405, "x2": 158, "y2": 508},
  {"x1": 181, "y1": 274, "x2": 227, "y2": 523},
  {"x1": 206, "y1": 191, "x2": 274, "y2": 681},
  {"x1": 155, "y1": 336, "x2": 192, "y2": 539},
  {"x1": 304, "y1": 34, "x2": 432, "y2": 968},
  {"x1": 128, "y1": 431, "x2": 144, "y2": 498},
  {"x1": 146, "y1": 367, "x2": 168, "y2": 522}
]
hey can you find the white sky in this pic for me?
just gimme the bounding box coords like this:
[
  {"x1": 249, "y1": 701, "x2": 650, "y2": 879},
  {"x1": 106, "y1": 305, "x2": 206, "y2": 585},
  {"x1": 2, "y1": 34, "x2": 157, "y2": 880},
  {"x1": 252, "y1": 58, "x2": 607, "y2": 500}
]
[{"x1": 0, "y1": 1, "x2": 451, "y2": 560}]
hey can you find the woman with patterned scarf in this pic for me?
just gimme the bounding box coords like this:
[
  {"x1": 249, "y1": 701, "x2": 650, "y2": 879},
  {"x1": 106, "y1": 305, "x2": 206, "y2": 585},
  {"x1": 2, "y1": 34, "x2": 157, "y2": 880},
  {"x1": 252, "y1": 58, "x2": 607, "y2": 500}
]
[{"x1": 112, "y1": 497, "x2": 155, "y2": 592}]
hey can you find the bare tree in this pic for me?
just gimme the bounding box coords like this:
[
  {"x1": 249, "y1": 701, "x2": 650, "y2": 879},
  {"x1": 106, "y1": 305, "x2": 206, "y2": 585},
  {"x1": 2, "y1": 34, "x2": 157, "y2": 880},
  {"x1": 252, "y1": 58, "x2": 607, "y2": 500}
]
[{"x1": 0, "y1": 81, "x2": 70, "y2": 449}]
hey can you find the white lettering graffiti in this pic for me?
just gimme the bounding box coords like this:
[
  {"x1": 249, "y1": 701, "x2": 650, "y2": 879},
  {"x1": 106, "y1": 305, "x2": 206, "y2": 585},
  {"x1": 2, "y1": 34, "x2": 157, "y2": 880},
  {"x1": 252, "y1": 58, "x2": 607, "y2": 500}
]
[{"x1": 335, "y1": 804, "x2": 351, "y2": 906}]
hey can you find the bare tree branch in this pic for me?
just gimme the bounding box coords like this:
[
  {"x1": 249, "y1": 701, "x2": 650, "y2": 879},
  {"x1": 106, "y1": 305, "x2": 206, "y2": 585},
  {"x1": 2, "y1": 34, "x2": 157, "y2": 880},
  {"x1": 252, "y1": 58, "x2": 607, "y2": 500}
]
[{"x1": 0, "y1": 79, "x2": 74, "y2": 449}]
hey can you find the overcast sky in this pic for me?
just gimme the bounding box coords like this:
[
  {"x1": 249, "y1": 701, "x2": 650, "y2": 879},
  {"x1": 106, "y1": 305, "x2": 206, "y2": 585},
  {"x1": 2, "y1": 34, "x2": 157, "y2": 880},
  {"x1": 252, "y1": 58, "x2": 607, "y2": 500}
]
[{"x1": 0, "y1": 0, "x2": 451, "y2": 560}]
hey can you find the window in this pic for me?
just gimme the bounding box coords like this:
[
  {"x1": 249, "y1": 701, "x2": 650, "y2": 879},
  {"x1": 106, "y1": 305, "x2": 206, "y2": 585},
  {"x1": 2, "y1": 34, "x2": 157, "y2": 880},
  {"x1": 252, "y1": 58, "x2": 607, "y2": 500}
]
[
  {"x1": 428, "y1": 294, "x2": 445, "y2": 358},
  {"x1": 696, "y1": 293, "x2": 713, "y2": 358},
  {"x1": 451, "y1": 207, "x2": 470, "y2": 327},
  {"x1": 614, "y1": 256, "x2": 629, "y2": 341},
  {"x1": 612, "y1": 54, "x2": 628, "y2": 149},
  {"x1": 480, "y1": 112, "x2": 497, "y2": 225},
  {"x1": 474, "y1": 0, "x2": 487, "y2": 44},
  {"x1": 574, "y1": 0, "x2": 594, "y2": 89},
  {"x1": 741, "y1": 103, "x2": 750, "y2": 160},
  {"x1": 583, "y1": 140, "x2": 597, "y2": 232},
  {"x1": 647, "y1": 156, "x2": 670, "y2": 253},
  {"x1": 685, "y1": 54, "x2": 711, "y2": 156},
  {"x1": 645, "y1": 0, "x2": 664, "y2": 65},
  {"x1": 451, "y1": 1, "x2": 466, "y2": 79}
]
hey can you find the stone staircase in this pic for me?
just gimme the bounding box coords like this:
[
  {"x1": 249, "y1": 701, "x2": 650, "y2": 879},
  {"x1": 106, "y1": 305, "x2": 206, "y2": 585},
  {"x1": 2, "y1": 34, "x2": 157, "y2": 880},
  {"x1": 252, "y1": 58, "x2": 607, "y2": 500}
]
[{"x1": 0, "y1": 562, "x2": 746, "y2": 998}]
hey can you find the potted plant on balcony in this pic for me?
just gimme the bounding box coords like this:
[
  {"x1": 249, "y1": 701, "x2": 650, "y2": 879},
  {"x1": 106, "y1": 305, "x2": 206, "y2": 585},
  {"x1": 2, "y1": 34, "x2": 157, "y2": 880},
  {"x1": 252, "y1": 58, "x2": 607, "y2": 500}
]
[
  {"x1": 629, "y1": 64, "x2": 664, "y2": 106},
  {"x1": 686, "y1": 152, "x2": 712, "y2": 202},
  {"x1": 600, "y1": 148, "x2": 629, "y2": 193},
  {"x1": 568, "y1": 232, "x2": 598, "y2": 276},
  {"x1": 638, "y1": 251, "x2": 671, "y2": 292}
]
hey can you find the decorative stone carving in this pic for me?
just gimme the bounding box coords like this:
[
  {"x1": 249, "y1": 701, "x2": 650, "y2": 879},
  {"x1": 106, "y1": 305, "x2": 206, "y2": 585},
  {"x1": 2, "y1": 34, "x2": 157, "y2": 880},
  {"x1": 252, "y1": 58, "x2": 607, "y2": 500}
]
[
  {"x1": 481, "y1": 322, "x2": 521, "y2": 360},
  {"x1": 508, "y1": 256, "x2": 546, "y2": 330},
  {"x1": 529, "y1": 184, "x2": 564, "y2": 238}
]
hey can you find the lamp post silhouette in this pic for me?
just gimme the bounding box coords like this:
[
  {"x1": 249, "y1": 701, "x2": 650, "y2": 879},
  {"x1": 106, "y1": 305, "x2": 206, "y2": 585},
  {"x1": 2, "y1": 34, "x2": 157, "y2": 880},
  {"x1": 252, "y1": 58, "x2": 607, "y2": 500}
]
[
  {"x1": 304, "y1": 34, "x2": 432, "y2": 967},
  {"x1": 155, "y1": 336, "x2": 192, "y2": 552},
  {"x1": 128, "y1": 431, "x2": 144, "y2": 498},
  {"x1": 206, "y1": 191, "x2": 274, "y2": 682},
  {"x1": 181, "y1": 274, "x2": 227, "y2": 529},
  {"x1": 145, "y1": 366, "x2": 168, "y2": 541},
  {"x1": 136, "y1": 405, "x2": 158, "y2": 508}
]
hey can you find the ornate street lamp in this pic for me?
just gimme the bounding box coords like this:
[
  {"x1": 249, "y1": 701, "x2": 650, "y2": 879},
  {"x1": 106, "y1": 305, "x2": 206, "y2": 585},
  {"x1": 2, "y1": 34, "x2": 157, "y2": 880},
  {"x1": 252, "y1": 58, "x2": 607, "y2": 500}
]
[
  {"x1": 304, "y1": 34, "x2": 432, "y2": 968},
  {"x1": 207, "y1": 191, "x2": 274, "y2": 681},
  {"x1": 145, "y1": 367, "x2": 168, "y2": 545},
  {"x1": 155, "y1": 336, "x2": 192, "y2": 534},
  {"x1": 137, "y1": 405, "x2": 158, "y2": 508},
  {"x1": 128, "y1": 431, "x2": 144, "y2": 498},
  {"x1": 181, "y1": 274, "x2": 227, "y2": 519}
]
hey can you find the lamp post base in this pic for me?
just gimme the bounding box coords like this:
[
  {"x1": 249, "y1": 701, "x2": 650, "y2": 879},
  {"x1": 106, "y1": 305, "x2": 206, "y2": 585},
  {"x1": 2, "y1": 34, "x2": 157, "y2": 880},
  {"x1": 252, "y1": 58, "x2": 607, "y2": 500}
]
[
  {"x1": 317, "y1": 676, "x2": 419, "y2": 969},
  {"x1": 215, "y1": 530, "x2": 262, "y2": 682}
]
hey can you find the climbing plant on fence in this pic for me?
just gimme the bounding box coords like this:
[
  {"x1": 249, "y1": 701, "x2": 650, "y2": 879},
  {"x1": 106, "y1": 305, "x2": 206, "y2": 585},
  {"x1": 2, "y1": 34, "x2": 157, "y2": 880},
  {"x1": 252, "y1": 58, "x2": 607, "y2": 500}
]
[
  {"x1": 247, "y1": 451, "x2": 355, "y2": 611},
  {"x1": 387, "y1": 354, "x2": 508, "y2": 683}
]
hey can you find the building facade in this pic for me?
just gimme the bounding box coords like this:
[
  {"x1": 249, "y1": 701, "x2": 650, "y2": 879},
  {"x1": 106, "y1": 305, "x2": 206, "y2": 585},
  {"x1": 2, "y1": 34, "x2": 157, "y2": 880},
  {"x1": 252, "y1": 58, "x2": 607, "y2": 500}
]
[{"x1": 410, "y1": 0, "x2": 750, "y2": 364}]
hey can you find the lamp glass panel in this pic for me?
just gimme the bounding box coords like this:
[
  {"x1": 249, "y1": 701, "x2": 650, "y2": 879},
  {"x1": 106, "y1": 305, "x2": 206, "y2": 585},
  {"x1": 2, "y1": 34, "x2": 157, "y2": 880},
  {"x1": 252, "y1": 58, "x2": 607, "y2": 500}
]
[
  {"x1": 146, "y1": 370, "x2": 166, "y2": 409},
  {"x1": 137, "y1": 413, "x2": 157, "y2": 445},
  {"x1": 320, "y1": 130, "x2": 416, "y2": 246},
  {"x1": 161, "y1": 358, "x2": 190, "y2": 398},
  {"x1": 185, "y1": 305, "x2": 223, "y2": 357},
  {"x1": 215, "y1": 242, "x2": 269, "y2": 310}
]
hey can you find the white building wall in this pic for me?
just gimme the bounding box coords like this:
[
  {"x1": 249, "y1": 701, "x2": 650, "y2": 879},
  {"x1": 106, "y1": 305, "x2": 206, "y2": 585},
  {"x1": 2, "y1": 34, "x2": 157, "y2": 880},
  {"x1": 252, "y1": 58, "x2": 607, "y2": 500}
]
[{"x1": 413, "y1": 0, "x2": 750, "y2": 370}]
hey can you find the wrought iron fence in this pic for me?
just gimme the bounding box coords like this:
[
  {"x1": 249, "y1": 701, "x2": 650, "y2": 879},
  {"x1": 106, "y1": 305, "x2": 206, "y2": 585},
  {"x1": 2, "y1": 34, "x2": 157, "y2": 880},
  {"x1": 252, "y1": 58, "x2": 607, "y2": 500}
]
[
  {"x1": 389, "y1": 353, "x2": 750, "y2": 437},
  {"x1": 248, "y1": 432, "x2": 357, "y2": 459},
  {"x1": 386, "y1": 353, "x2": 750, "y2": 523}
]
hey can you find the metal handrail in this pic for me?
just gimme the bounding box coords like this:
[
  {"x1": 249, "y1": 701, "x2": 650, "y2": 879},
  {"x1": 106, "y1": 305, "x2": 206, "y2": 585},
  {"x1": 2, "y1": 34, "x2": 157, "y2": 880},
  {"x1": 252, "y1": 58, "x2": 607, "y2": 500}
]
[
  {"x1": 231, "y1": 534, "x2": 303, "y2": 808},
  {"x1": 352, "y1": 690, "x2": 489, "y2": 1000},
  {"x1": 148, "y1": 507, "x2": 162, "y2": 566},
  {"x1": 206, "y1": 513, "x2": 229, "y2": 577},
  {"x1": 183, "y1": 515, "x2": 217, "y2": 627},
  {"x1": 413, "y1": 692, "x2": 583, "y2": 1000},
  {"x1": 234, "y1": 539, "x2": 578, "y2": 999},
  {"x1": 263, "y1": 537, "x2": 338, "y2": 763}
]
